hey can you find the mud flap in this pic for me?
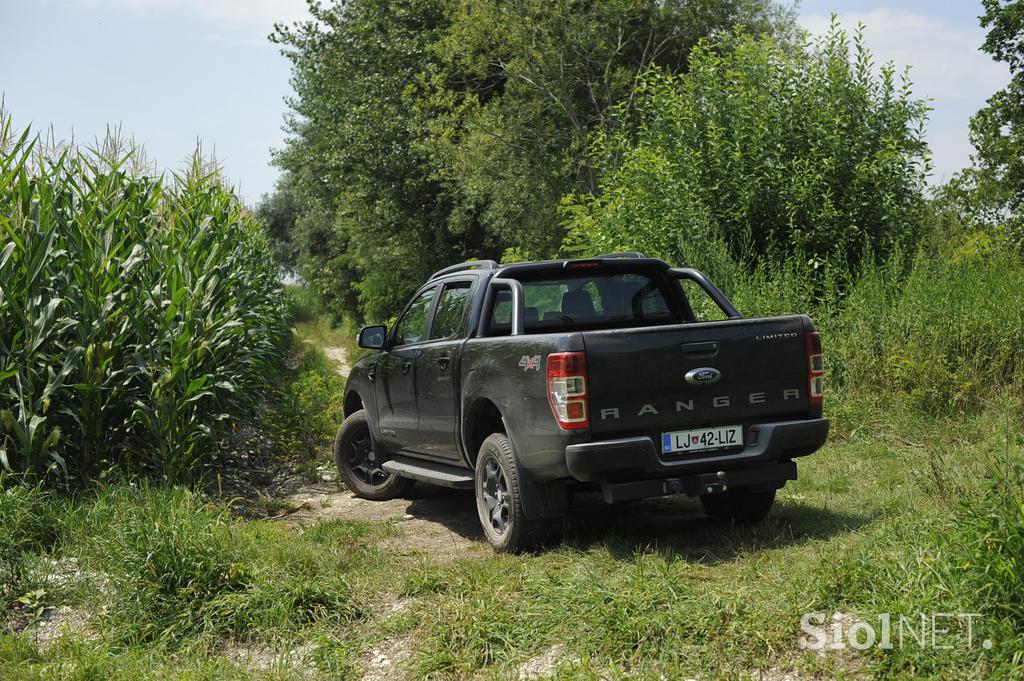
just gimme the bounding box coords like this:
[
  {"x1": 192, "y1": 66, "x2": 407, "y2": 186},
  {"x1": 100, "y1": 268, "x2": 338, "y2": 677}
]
[{"x1": 503, "y1": 417, "x2": 568, "y2": 520}]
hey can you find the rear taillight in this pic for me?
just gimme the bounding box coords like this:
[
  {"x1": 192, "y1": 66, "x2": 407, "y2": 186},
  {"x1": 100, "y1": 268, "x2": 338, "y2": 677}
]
[
  {"x1": 807, "y1": 331, "x2": 824, "y2": 405},
  {"x1": 547, "y1": 352, "x2": 589, "y2": 429}
]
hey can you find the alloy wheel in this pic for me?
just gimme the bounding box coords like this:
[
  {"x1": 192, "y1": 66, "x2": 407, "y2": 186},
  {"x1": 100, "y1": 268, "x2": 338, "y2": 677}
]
[
  {"x1": 347, "y1": 428, "x2": 386, "y2": 486},
  {"x1": 481, "y1": 458, "x2": 511, "y2": 535}
]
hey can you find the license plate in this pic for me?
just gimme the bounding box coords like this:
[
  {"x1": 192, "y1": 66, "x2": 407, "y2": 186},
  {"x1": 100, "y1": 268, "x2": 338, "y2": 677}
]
[{"x1": 661, "y1": 425, "x2": 743, "y2": 454}]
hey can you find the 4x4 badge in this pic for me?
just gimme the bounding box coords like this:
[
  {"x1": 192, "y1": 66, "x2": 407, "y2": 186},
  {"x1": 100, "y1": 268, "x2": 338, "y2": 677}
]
[
  {"x1": 685, "y1": 367, "x2": 721, "y2": 386},
  {"x1": 519, "y1": 355, "x2": 541, "y2": 371}
]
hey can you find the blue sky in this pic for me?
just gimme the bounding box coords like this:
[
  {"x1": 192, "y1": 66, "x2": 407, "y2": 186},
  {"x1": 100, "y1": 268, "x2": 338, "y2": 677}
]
[{"x1": 0, "y1": 0, "x2": 1010, "y2": 203}]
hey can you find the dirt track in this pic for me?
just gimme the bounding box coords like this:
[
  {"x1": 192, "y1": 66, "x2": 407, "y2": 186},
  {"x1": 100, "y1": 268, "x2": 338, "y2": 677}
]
[
  {"x1": 321, "y1": 345, "x2": 351, "y2": 377},
  {"x1": 283, "y1": 484, "x2": 488, "y2": 561}
]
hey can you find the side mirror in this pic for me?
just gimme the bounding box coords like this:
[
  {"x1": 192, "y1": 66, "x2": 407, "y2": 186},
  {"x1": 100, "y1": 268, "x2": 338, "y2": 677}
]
[{"x1": 358, "y1": 325, "x2": 387, "y2": 349}]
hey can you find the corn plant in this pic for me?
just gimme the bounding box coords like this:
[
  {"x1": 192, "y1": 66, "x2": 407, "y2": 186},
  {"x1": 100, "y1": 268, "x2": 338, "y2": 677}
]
[{"x1": 0, "y1": 112, "x2": 289, "y2": 480}]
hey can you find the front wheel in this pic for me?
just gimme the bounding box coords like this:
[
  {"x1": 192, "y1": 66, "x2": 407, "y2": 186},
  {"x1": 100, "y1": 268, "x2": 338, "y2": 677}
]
[
  {"x1": 474, "y1": 433, "x2": 548, "y2": 553},
  {"x1": 700, "y1": 487, "x2": 776, "y2": 523},
  {"x1": 334, "y1": 410, "x2": 413, "y2": 500}
]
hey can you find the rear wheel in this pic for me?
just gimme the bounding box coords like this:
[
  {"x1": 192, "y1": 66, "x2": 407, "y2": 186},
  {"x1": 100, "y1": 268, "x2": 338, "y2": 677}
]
[
  {"x1": 475, "y1": 433, "x2": 548, "y2": 553},
  {"x1": 700, "y1": 487, "x2": 776, "y2": 523},
  {"x1": 334, "y1": 410, "x2": 413, "y2": 500}
]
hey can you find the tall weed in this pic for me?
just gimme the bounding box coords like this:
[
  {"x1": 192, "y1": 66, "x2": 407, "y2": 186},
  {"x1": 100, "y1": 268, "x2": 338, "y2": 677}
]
[
  {"x1": 829, "y1": 253, "x2": 1024, "y2": 414},
  {"x1": 694, "y1": 248, "x2": 1024, "y2": 417},
  {"x1": 0, "y1": 479, "x2": 63, "y2": 611},
  {"x1": 950, "y1": 432, "x2": 1024, "y2": 630}
]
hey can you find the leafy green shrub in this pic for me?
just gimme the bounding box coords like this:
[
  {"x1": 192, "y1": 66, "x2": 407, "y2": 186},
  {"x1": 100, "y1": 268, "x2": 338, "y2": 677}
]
[
  {"x1": 269, "y1": 346, "x2": 345, "y2": 460},
  {"x1": 0, "y1": 114, "x2": 290, "y2": 480},
  {"x1": 284, "y1": 285, "x2": 322, "y2": 324},
  {"x1": 563, "y1": 24, "x2": 929, "y2": 278}
]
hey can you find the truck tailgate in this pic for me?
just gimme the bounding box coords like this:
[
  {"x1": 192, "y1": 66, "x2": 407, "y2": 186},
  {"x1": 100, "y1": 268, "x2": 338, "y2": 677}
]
[{"x1": 584, "y1": 315, "x2": 811, "y2": 438}]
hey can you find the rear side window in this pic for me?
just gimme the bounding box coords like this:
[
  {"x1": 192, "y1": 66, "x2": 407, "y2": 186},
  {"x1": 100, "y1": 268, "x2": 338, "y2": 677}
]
[
  {"x1": 430, "y1": 282, "x2": 472, "y2": 339},
  {"x1": 488, "y1": 271, "x2": 678, "y2": 335}
]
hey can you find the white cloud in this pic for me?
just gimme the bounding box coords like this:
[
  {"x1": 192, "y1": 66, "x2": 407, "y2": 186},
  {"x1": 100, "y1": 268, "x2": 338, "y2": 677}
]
[
  {"x1": 81, "y1": 0, "x2": 311, "y2": 33},
  {"x1": 800, "y1": 8, "x2": 1008, "y2": 103},
  {"x1": 926, "y1": 124, "x2": 978, "y2": 184}
]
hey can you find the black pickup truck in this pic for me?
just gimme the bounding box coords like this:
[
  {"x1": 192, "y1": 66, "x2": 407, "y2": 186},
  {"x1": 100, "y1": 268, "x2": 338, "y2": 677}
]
[{"x1": 335, "y1": 254, "x2": 829, "y2": 551}]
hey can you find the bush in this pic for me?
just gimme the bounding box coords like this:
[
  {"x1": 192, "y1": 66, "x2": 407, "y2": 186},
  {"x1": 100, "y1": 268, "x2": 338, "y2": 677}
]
[
  {"x1": 269, "y1": 345, "x2": 345, "y2": 461},
  {"x1": 563, "y1": 24, "x2": 929, "y2": 278},
  {"x1": 0, "y1": 114, "x2": 290, "y2": 481}
]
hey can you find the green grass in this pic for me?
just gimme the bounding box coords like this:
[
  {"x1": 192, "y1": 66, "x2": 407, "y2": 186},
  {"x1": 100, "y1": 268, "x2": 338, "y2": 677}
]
[
  {"x1": 0, "y1": 481, "x2": 63, "y2": 613},
  {"x1": 1, "y1": 396, "x2": 1021, "y2": 679},
  {"x1": 284, "y1": 285, "x2": 323, "y2": 325},
  {"x1": 294, "y1": 316, "x2": 364, "y2": 364}
]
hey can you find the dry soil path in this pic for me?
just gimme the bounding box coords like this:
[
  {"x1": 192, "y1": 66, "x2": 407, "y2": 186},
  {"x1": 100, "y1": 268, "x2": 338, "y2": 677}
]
[{"x1": 320, "y1": 345, "x2": 351, "y2": 377}]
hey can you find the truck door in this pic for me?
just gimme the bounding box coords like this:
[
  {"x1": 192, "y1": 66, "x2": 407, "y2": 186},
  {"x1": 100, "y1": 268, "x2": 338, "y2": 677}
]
[
  {"x1": 375, "y1": 285, "x2": 437, "y2": 454},
  {"x1": 416, "y1": 280, "x2": 473, "y2": 460}
]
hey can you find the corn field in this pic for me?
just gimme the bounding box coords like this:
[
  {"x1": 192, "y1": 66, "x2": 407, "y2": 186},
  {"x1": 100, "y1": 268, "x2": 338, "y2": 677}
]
[{"x1": 0, "y1": 115, "x2": 289, "y2": 480}]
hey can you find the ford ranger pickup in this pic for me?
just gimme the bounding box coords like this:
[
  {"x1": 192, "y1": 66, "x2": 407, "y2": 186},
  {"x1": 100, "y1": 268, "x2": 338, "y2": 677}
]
[{"x1": 334, "y1": 253, "x2": 829, "y2": 551}]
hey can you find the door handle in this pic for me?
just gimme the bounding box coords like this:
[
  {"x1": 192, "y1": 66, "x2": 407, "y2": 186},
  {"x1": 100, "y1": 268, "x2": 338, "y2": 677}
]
[
  {"x1": 437, "y1": 354, "x2": 451, "y2": 371},
  {"x1": 681, "y1": 341, "x2": 719, "y2": 358},
  {"x1": 401, "y1": 360, "x2": 412, "y2": 375}
]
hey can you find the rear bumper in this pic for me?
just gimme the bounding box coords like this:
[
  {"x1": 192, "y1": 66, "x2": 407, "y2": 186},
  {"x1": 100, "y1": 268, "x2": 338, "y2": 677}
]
[{"x1": 564, "y1": 418, "x2": 829, "y2": 500}]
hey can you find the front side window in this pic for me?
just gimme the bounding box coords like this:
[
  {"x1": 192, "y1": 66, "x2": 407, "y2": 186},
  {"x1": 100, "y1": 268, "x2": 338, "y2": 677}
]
[
  {"x1": 430, "y1": 282, "x2": 472, "y2": 339},
  {"x1": 394, "y1": 287, "x2": 436, "y2": 345}
]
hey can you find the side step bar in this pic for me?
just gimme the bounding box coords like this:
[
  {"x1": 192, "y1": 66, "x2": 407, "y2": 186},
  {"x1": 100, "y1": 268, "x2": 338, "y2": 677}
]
[{"x1": 382, "y1": 456, "x2": 474, "y2": 489}]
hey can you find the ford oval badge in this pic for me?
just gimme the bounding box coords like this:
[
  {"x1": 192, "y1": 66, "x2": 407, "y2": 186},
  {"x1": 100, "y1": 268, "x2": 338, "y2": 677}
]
[{"x1": 685, "y1": 367, "x2": 721, "y2": 386}]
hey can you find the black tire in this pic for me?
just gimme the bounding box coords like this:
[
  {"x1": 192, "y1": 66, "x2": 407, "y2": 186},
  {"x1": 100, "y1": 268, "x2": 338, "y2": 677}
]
[
  {"x1": 474, "y1": 433, "x2": 548, "y2": 553},
  {"x1": 334, "y1": 410, "x2": 413, "y2": 500},
  {"x1": 700, "y1": 487, "x2": 776, "y2": 523}
]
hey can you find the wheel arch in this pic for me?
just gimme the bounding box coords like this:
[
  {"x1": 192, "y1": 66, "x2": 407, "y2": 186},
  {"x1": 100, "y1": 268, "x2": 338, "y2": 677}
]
[
  {"x1": 464, "y1": 397, "x2": 567, "y2": 522},
  {"x1": 343, "y1": 389, "x2": 364, "y2": 418},
  {"x1": 463, "y1": 398, "x2": 506, "y2": 467}
]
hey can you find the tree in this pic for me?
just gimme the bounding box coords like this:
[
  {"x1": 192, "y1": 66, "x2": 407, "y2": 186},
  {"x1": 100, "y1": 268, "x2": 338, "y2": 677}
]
[
  {"x1": 272, "y1": 0, "x2": 460, "y2": 321},
  {"x1": 272, "y1": 0, "x2": 795, "y2": 322},
  {"x1": 954, "y1": 0, "x2": 1024, "y2": 248},
  {"x1": 563, "y1": 25, "x2": 930, "y2": 280},
  {"x1": 417, "y1": 0, "x2": 797, "y2": 258},
  {"x1": 255, "y1": 181, "x2": 301, "y2": 275}
]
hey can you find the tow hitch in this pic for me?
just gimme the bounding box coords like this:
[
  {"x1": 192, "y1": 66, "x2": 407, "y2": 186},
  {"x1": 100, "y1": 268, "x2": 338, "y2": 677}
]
[
  {"x1": 600, "y1": 462, "x2": 796, "y2": 503},
  {"x1": 697, "y1": 471, "x2": 729, "y2": 495},
  {"x1": 662, "y1": 470, "x2": 728, "y2": 495}
]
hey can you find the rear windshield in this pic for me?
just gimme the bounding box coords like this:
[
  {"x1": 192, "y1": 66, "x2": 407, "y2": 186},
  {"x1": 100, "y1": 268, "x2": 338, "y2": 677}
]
[{"x1": 488, "y1": 271, "x2": 680, "y2": 335}]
